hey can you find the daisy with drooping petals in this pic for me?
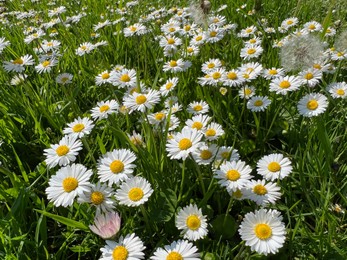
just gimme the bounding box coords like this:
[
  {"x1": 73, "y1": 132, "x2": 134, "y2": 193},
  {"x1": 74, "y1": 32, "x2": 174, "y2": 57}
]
[
  {"x1": 115, "y1": 176, "x2": 153, "y2": 207},
  {"x1": 56, "y1": 73, "x2": 73, "y2": 85},
  {"x1": 245, "y1": 179, "x2": 281, "y2": 206},
  {"x1": 166, "y1": 127, "x2": 203, "y2": 160},
  {"x1": 3, "y1": 54, "x2": 34, "y2": 73},
  {"x1": 215, "y1": 146, "x2": 240, "y2": 163},
  {"x1": 214, "y1": 160, "x2": 253, "y2": 192},
  {"x1": 238, "y1": 208, "x2": 286, "y2": 256},
  {"x1": 89, "y1": 211, "x2": 121, "y2": 240},
  {"x1": 257, "y1": 154, "x2": 292, "y2": 181},
  {"x1": 151, "y1": 240, "x2": 200, "y2": 260},
  {"x1": 328, "y1": 82, "x2": 347, "y2": 99},
  {"x1": 63, "y1": 117, "x2": 94, "y2": 138},
  {"x1": 97, "y1": 149, "x2": 137, "y2": 186},
  {"x1": 100, "y1": 233, "x2": 145, "y2": 260},
  {"x1": 160, "y1": 77, "x2": 179, "y2": 96},
  {"x1": 91, "y1": 100, "x2": 119, "y2": 120},
  {"x1": 176, "y1": 204, "x2": 208, "y2": 241},
  {"x1": 44, "y1": 135, "x2": 83, "y2": 168},
  {"x1": 123, "y1": 89, "x2": 161, "y2": 113},
  {"x1": 46, "y1": 163, "x2": 92, "y2": 207},
  {"x1": 78, "y1": 182, "x2": 115, "y2": 215},
  {"x1": 247, "y1": 96, "x2": 271, "y2": 112},
  {"x1": 297, "y1": 93, "x2": 328, "y2": 117}
]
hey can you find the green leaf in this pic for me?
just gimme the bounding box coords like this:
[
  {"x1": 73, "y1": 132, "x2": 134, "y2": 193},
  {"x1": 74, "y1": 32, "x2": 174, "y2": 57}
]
[
  {"x1": 210, "y1": 214, "x2": 237, "y2": 240},
  {"x1": 34, "y1": 209, "x2": 88, "y2": 231}
]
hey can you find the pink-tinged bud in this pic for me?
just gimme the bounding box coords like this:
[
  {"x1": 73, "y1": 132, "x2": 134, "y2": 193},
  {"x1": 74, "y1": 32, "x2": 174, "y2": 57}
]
[{"x1": 89, "y1": 212, "x2": 121, "y2": 240}]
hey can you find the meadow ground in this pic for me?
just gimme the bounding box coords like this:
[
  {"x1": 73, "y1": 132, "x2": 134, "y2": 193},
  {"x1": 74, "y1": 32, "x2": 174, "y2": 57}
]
[{"x1": 0, "y1": 0, "x2": 347, "y2": 259}]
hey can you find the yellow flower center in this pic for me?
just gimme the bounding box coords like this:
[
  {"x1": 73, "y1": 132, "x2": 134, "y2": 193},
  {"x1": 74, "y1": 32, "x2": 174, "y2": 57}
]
[
  {"x1": 169, "y1": 60, "x2": 177, "y2": 67},
  {"x1": 249, "y1": 39, "x2": 256, "y2": 44},
  {"x1": 254, "y1": 100, "x2": 263, "y2": 107},
  {"x1": 207, "y1": 63, "x2": 215, "y2": 69},
  {"x1": 243, "y1": 73, "x2": 250, "y2": 79},
  {"x1": 178, "y1": 138, "x2": 192, "y2": 150},
  {"x1": 61, "y1": 77, "x2": 69, "y2": 83},
  {"x1": 167, "y1": 38, "x2": 175, "y2": 44},
  {"x1": 120, "y1": 74, "x2": 130, "y2": 82},
  {"x1": 186, "y1": 215, "x2": 201, "y2": 230},
  {"x1": 308, "y1": 24, "x2": 316, "y2": 30},
  {"x1": 337, "y1": 52, "x2": 344, "y2": 57},
  {"x1": 227, "y1": 72, "x2": 237, "y2": 80},
  {"x1": 165, "y1": 82, "x2": 173, "y2": 90},
  {"x1": 56, "y1": 145, "x2": 69, "y2": 156},
  {"x1": 187, "y1": 47, "x2": 193, "y2": 53},
  {"x1": 221, "y1": 151, "x2": 230, "y2": 159},
  {"x1": 279, "y1": 80, "x2": 291, "y2": 89},
  {"x1": 244, "y1": 88, "x2": 252, "y2": 95},
  {"x1": 336, "y1": 89, "x2": 345, "y2": 96},
  {"x1": 192, "y1": 121, "x2": 203, "y2": 130},
  {"x1": 184, "y1": 25, "x2": 191, "y2": 31},
  {"x1": 81, "y1": 45, "x2": 87, "y2": 50},
  {"x1": 101, "y1": 73, "x2": 110, "y2": 79},
  {"x1": 212, "y1": 72, "x2": 221, "y2": 80},
  {"x1": 304, "y1": 73, "x2": 314, "y2": 80},
  {"x1": 247, "y1": 48, "x2": 256, "y2": 55},
  {"x1": 306, "y1": 100, "x2": 318, "y2": 110},
  {"x1": 99, "y1": 105, "x2": 110, "y2": 112},
  {"x1": 269, "y1": 69, "x2": 277, "y2": 75},
  {"x1": 195, "y1": 35, "x2": 202, "y2": 41},
  {"x1": 72, "y1": 123, "x2": 85, "y2": 133},
  {"x1": 110, "y1": 160, "x2": 124, "y2": 174},
  {"x1": 112, "y1": 246, "x2": 128, "y2": 260},
  {"x1": 154, "y1": 112, "x2": 165, "y2": 121},
  {"x1": 232, "y1": 189, "x2": 243, "y2": 198},
  {"x1": 166, "y1": 252, "x2": 183, "y2": 260},
  {"x1": 200, "y1": 150, "x2": 212, "y2": 160},
  {"x1": 213, "y1": 18, "x2": 219, "y2": 23},
  {"x1": 90, "y1": 191, "x2": 104, "y2": 205},
  {"x1": 205, "y1": 129, "x2": 216, "y2": 137},
  {"x1": 62, "y1": 177, "x2": 78, "y2": 192},
  {"x1": 268, "y1": 162, "x2": 281, "y2": 172},
  {"x1": 193, "y1": 105, "x2": 202, "y2": 111},
  {"x1": 287, "y1": 20, "x2": 293, "y2": 25},
  {"x1": 42, "y1": 60, "x2": 50, "y2": 67},
  {"x1": 169, "y1": 27, "x2": 176, "y2": 32},
  {"x1": 135, "y1": 95, "x2": 147, "y2": 105},
  {"x1": 313, "y1": 64, "x2": 321, "y2": 70},
  {"x1": 253, "y1": 184, "x2": 268, "y2": 195},
  {"x1": 47, "y1": 42, "x2": 53, "y2": 47},
  {"x1": 130, "y1": 26, "x2": 137, "y2": 32},
  {"x1": 12, "y1": 58, "x2": 24, "y2": 65},
  {"x1": 245, "y1": 28, "x2": 253, "y2": 33},
  {"x1": 226, "y1": 170, "x2": 241, "y2": 181},
  {"x1": 254, "y1": 223, "x2": 272, "y2": 240},
  {"x1": 210, "y1": 31, "x2": 217, "y2": 37},
  {"x1": 128, "y1": 187, "x2": 144, "y2": 201}
]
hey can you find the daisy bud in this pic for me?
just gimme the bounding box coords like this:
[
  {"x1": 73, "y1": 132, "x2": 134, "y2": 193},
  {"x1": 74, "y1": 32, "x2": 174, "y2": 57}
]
[{"x1": 89, "y1": 211, "x2": 121, "y2": 240}]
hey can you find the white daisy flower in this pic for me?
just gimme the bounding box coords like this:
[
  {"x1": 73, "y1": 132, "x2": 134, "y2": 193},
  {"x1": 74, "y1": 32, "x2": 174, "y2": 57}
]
[
  {"x1": 166, "y1": 127, "x2": 203, "y2": 160},
  {"x1": 100, "y1": 233, "x2": 145, "y2": 260},
  {"x1": 262, "y1": 67, "x2": 285, "y2": 80},
  {"x1": 298, "y1": 69, "x2": 322, "y2": 88},
  {"x1": 168, "y1": 114, "x2": 181, "y2": 131},
  {"x1": 91, "y1": 100, "x2": 119, "y2": 120},
  {"x1": 328, "y1": 82, "x2": 347, "y2": 99},
  {"x1": 185, "y1": 114, "x2": 212, "y2": 132},
  {"x1": 229, "y1": 188, "x2": 248, "y2": 200},
  {"x1": 45, "y1": 163, "x2": 92, "y2": 207},
  {"x1": 115, "y1": 176, "x2": 153, "y2": 207},
  {"x1": 247, "y1": 96, "x2": 271, "y2": 112},
  {"x1": 240, "y1": 44, "x2": 263, "y2": 60},
  {"x1": 238, "y1": 85, "x2": 256, "y2": 99},
  {"x1": 97, "y1": 149, "x2": 137, "y2": 186},
  {"x1": 124, "y1": 23, "x2": 147, "y2": 37},
  {"x1": 205, "y1": 25, "x2": 225, "y2": 43},
  {"x1": 187, "y1": 101, "x2": 209, "y2": 114},
  {"x1": 281, "y1": 17, "x2": 299, "y2": 29},
  {"x1": 214, "y1": 160, "x2": 253, "y2": 192},
  {"x1": 95, "y1": 70, "x2": 116, "y2": 86},
  {"x1": 303, "y1": 21, "x2": 322, "y2": 33},
  {"x1": 176, "y1": 204, "x2": 208, "y2": 241},
  {"x1": 201, "y1": 58, "x2": 222, "y2": 74},
  {"x1": 75, "y1": 42, "x2": 95, "y2": 56},
  {"x1": 297, "y1": 93, "x2": 328, "y2": 117},
  {"x1": 238, "y1": 208, "x2": 286, "y2": 256},
  {"x1": 148, "y1": 111, "x2": 167, "y2": 125},
  {"x1": 198, "y1": 68, "x2": 226, "y2": 86},
  {"x1": 35, "y1": 58, "x2": 58, "y2": 74},
  {"x1": 11, "y1": 74, "x2": 27, "y2": 86},
  {"x1": 185, "y1": 45, "x2": 200, "y2": 56},
  {"x1": 269, "y1": 75, "x2": 302, "y2": 95},
  {"x1": 204, "y1": 122, "x2": 224, "y2": 141},
  {"x1": 215, "y1": 146, "x2": 240, "y2": 162},
  {"x1": 56, "y1": 73, "x2": 73, "y2": 85},
  {"x1": 222, "y1": 69, "x2": 246, "y2": 87},
  {"x1": 162, "y1": 59, "x2": 186, "y2": 73},
  {"x1": 257, "y1": 154, "x2": 293, "y2": 181},
  {"x1": 245, "y1": 179, "x2": 281, "y2": 206},
  {"x1": 113, "y1": 69, "x2": 137, "y2": 89},
  {"x1": 78, "y1": 182, "x2": 115, "y2": 215},
  {"x1": 44, "y1": 135, "x2": 83, "y2": 168},
  {"x1": 192, "y1": 143, "x2": 218, "y2": 165},
  {"x1": 123, "y1": 89, "x2": 161, "y2": 113},
  {"x1": 3, "y1": 54, "x2": 34, "y2": 73},
  {"x1": 63, "y1": 117, "x2": 94, "y2": 138},
  {"x1": 160, "y1": 77, "x2": 179, "y2": 97},
  {"x1": 239, "y1": 25, "x2": 257, "y2": 38},
  {"x1": 159, "y1": 35, "x2": 182, "y2": 52},
  {"x1": 150, "y1": 240, "x2": 200, "y2": 260},
  {"x1": 89, "y1": 211, "x2": 121, "y2": 240},
  {"x1": 190, "y1": 33, "x2": 206, "y2": 46}
]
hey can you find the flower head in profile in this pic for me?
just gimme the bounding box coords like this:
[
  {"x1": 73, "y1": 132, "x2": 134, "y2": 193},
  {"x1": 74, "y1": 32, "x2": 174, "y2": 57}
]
[
  {"x1": 238, "y1": 208, "x2": 286, "y2": 255},
  {"x1": 89, "y1": 211, "x2": 121, "y2": 240}
]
